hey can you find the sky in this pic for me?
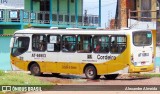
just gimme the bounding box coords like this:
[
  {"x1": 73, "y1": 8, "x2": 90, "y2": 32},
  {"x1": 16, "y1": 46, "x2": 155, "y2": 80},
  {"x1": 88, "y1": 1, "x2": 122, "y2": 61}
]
[{"x1": 83, "y1": 0, "x2": 117, "y2": 28}]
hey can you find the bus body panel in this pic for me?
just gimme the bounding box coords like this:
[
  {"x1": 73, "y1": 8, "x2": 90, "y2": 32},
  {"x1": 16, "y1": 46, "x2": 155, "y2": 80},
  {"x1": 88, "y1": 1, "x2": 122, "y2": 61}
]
[
  {"x1": 129, "y1": 64, "x2": 154, "y2": 73},
  {"x1": 10, "y1": 29, "x2": 154, "y2": 76},
  {"x1": 129, "y1": 31, "x2": 154, "y2": 72}
]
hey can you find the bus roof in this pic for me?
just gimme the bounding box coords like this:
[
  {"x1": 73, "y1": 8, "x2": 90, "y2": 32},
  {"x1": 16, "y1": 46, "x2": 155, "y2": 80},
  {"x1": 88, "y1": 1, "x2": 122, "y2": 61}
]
[{"x1": 14, "y1": 28, "x2": 151, "y2": 35}]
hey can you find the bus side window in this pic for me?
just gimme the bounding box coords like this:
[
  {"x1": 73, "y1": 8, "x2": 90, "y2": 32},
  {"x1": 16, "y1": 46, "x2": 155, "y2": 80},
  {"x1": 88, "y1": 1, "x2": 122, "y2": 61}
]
[
  {"x1": 47, "y1": 35, "x2": 61, "y2": 52},
  {"x1": 110, "y1": 35, "x2": 126, "y2": 53},
  {"x1": 111, "y1": 41, "x2": 118, "y2": 52},
  {"x1": 121, "y1": 45, "x2": 126, "y2": 52},
  {"x1": 32, "y1": 34, "x2": 46, "y2": 51},
  {"x1": 77, "y1": 35, "x2": 92, "y2": 53},
  {"x1": 39, "y1": 40, "x2": 46, "y2": 51},
  {"x1": 95, "y1": 43, "x2": 101, "y2": 52},
  {"x1": 93, "y1": 35, "x2": 109, "y2": 53},
  {"x1": 70, "y1": 44, "x2": 76, "y2": 51},
  {"x1": 62, "y1": 35, "x2": 76, "y2": 52}
]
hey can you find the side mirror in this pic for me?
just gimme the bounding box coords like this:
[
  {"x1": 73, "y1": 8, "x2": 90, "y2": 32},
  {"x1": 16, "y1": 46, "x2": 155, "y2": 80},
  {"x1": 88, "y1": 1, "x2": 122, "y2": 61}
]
[{"x1": 10, "y1": 38, "x2": 14, "y2": 48}]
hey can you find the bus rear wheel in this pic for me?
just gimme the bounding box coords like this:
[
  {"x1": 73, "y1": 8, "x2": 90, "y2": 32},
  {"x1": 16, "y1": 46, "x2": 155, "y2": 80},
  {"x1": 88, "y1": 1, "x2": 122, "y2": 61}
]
[
  {"x1": 30, "y1": 63, "x2": 41, "y2": 76},
  {"x1": 104, "y1": 74, "x2": 119, "y2": 80},
  {"x1": 84, "y1": 65, "x2": 100, "y2": 80}
]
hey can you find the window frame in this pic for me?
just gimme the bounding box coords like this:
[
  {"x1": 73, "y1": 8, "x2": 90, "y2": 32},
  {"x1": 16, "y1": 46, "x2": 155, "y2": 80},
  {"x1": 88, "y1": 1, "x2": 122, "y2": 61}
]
[
  {"x1": 93, "y1": 35, "x2": 110, "y2": 53},
  {"x1": 47, "y1": 34, "x2": 61, "y2": 52},
  {"x1": 77, "y1": 35, "x2": 92, "y2": 53},
  {"x1": 110, "y1": 35, "x2": 127, "y2": 54},
  {"x1": 62, "y1": 35, "x2": 77, "y2": 53},
  {"x1": 132, "y1": 31, "x2": 152, "y2": 46},
  {"x1": 11, "y1": 37, "x2": 30, "y2": 57},
  {"x1": 32, "y1": 34, "x2": 47, "y2": 52}
]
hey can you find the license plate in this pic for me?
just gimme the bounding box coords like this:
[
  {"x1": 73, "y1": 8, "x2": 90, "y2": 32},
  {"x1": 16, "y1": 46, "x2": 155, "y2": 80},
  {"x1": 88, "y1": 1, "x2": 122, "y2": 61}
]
[
  {"x1": 138, "y1": 53, "x2": 149, "y2": 57},
  {"x1": 142, "y1": 53, "x2": 149, "y2": 57},
  {"x1": 141, "y1": 68, "x2": 147, "y2": 70}
]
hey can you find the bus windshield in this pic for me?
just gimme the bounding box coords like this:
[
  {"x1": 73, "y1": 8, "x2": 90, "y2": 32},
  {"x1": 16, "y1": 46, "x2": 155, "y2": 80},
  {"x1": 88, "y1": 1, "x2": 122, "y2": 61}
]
[
  {"x1": 11, "y1": 37, "x2": 30, "y2": 56},
  {"x1": 133, "y1": 31, "x2": 152, "y2": 46}
]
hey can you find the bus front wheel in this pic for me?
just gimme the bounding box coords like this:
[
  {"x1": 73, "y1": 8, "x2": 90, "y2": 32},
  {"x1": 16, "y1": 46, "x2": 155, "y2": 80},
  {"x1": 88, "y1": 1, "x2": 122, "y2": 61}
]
[
  {"x1": 30, "y1": 63, "x2": 41, "y2": 76},
  {"x1": 84, "y1": 65, "x2": 100, "y2": 80}
]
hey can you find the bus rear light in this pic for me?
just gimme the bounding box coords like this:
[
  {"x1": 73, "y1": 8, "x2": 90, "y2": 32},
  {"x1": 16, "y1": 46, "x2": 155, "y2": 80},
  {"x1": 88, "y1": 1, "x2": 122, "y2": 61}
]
[
  {"x1": 152, "y1": 54, "x2": 154, "y2": 63},
  {"x1": 131, "y1": 55, "x2": 134, "y2": 64},
  {"x1": 152, "y1": 54, "x2": 154, "y2": 59},
  {"x1": 131, "y1": 55, "x2": 133, "y2": 60}
]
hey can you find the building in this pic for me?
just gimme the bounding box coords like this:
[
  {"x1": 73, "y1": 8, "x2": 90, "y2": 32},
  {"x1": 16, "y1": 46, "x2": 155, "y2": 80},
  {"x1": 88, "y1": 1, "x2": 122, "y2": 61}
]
[
  {"x1": 0, "y1": 0, "x2": 101, "y2": 35},
  {"x1": 0, "y1": 0, "x2": 102, "y2": 70},
  {"x1": 116, "y1": 0, "x2": 160, "y2": 72},
  {"x1": 108, "y1": 19, "x2": 115, "y2": 29},
  {"x1": 116, "y1": 0, "x2": 157, "y2": 29}
]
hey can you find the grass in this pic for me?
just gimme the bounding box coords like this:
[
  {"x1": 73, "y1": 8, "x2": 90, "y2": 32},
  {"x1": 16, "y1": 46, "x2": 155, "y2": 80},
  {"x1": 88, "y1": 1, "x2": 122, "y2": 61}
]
[
  {"x1": 141, "y1": 74, "x2": 160, "y2": 78},
  {"x1": 0, "y1": 71, "x2": 53, "y2": 94},
  {"x1": 0, "y1": 72, "x2": 52, "y2": 85},
  {"x1": 0, "y1": 70, "x2": 5, "y2": 76},
  {"x1": 129, "y1": 73, "x2": 160, "y2": 78}
]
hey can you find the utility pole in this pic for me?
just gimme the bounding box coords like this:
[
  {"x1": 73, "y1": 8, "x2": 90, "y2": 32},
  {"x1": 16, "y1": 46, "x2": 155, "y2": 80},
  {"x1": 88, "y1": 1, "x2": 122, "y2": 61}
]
[{"x1": 84, "y1": 10, "x2": 88, "y2": 26}]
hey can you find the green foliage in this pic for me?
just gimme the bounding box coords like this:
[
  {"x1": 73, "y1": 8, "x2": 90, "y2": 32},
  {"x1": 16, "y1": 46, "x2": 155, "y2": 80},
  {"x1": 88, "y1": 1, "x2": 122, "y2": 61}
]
[{"x1": 0, "y1": 70, "x2": 5, "y2": 76}]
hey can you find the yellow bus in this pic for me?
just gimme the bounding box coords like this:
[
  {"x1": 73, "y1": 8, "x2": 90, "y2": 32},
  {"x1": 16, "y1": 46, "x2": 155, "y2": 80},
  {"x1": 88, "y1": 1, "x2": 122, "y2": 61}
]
[{"x1": 10, "y1": 28, "x2": 154, "y2": 79}]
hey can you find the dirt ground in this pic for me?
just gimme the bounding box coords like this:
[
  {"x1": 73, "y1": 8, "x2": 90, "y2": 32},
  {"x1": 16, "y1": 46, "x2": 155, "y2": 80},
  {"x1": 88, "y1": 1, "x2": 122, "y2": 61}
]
[
  {"x1": 22, "y1": 74, "x2": 160, "y2": 94},
  {"x1": 23, "y1": 73, "x2": 160, "y2": 94},
  {"x1": 37, "y1": 74, "x2": 160, "y2": 85}
]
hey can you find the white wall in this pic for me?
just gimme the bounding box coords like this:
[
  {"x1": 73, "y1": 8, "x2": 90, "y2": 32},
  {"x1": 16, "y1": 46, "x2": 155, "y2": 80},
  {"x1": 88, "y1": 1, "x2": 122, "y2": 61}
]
[{"x1": 128, "y1": 19, "x2": 156, "y2": 30}]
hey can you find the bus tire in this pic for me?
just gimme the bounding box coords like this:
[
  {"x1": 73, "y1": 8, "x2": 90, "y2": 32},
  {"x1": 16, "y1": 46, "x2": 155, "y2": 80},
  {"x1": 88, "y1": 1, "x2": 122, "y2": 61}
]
[
  {"x1": 104, "y1": 74, "x2": 119, "y2": 80},
  {"x1": 30, "y1": 63, "x2": 41, "y2": 76},
  {"x1": 84, "y1": 65, "x2": 100, "y2": 80}
]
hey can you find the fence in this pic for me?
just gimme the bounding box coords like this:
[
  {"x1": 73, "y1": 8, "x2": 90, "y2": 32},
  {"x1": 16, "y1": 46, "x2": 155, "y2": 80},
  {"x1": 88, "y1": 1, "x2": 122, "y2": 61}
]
[{"x1": 0, "y1": 9, "x2": 99, "y2": 28}]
